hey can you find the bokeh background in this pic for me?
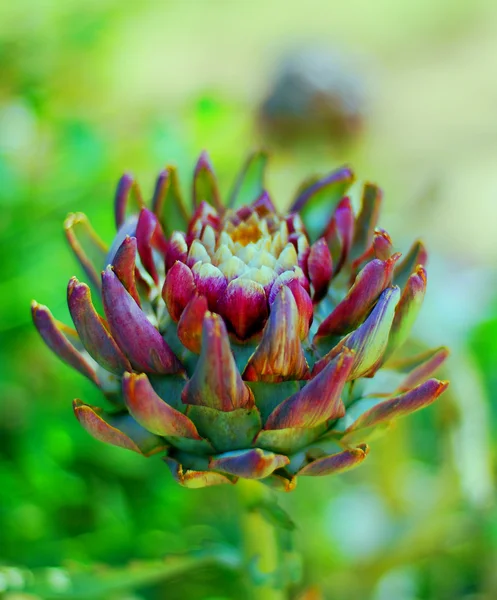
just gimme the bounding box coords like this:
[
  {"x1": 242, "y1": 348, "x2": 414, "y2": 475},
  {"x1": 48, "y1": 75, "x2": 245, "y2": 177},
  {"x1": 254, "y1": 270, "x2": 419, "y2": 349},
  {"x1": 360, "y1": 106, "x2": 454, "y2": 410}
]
[{"x1": 1, "y1": 1, "x2": 497, "y2": 598}]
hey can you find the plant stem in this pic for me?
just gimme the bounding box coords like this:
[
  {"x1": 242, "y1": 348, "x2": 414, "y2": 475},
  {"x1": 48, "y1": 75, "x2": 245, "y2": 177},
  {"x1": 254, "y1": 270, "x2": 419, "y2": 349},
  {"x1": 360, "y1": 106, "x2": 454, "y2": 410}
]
[{"x1": 237, "y1": 480, "x2": 286, "y2": 600}]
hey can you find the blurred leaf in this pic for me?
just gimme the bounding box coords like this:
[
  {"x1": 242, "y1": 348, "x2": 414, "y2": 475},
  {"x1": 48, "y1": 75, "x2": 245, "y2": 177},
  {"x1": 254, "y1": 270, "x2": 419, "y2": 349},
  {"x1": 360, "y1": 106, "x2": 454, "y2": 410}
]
[
  {"x1": 4, "y1": 548, "x2": 240, "y2": 599},
  {"x1": 254, "y1": 499, "x2": 296, "y2": 532},
  {"x1": 469, "y1": 312, "x2": 497, "y2": 423}
]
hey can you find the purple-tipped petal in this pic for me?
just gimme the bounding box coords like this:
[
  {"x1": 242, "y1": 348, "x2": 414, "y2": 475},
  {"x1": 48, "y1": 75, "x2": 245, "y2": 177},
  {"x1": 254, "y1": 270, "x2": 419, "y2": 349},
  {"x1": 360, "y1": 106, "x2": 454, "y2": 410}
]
[
  {"x1": 344, "y1": 379, "x2": 449, "y2": 437},
  {"x1": 291, "y1": 166, "x2": 353, "y2": 212},
  {"x1": 177, "y1": 293, "x2": 209, "y2": 353},
  {"x1": 166, "y1": 231, "x2": 188, "y2": 271},
  {"x1": 112, "y1": 236, "x2": 142, "y2": 306},
  {"x1": 398, "y1": 347, "x2": 449, "y2": 392},
  {"x1": 286, "y1": 212, "x2": 306, "y2": 235},
  {"x1": 308, "y1": 238, "x2": 333, "y2": 302},
  {"x1": 268, "y1": 272, "x2": 313, "y2": 339},
  {"x1": 265, "y1": 350, "x2": 354, "y2": 430},
  {"x1": 152, "y1": 167, "x2": 189, "y2": 234},
  {"x1": 64, "y1": 213, "x2": 108, "y2": 290},
  {"x1": 32, "y1": 301, "x2": 99, "y2": 385},
  {"x1": 192, "y1": 263, "x2": 228, "y2": 312},
  {"x1": 295, "y1": 234, "x2": 310, "y2": 277},
  {"x1": 243, "y1": 287, "x2": 310, "y2": 382},
  {"x1": 219, "y1": 278, "x2": 268, "y2": 340},
  {"x1": 123, "y1": 373, "x2": 202, "y2": 439},
  {"x1": 351, "y1": 182, "x2": 382, "y2": 259},
  {"x1": 187, "y1": 240, "x2": 211, "y2": 268},
  {"x1": 295, "y1": 263, "x2": 311, "y2": 292},
  {"x1": 314, "y1": 286, "x2": 401, "y2": 380},
  {"x1": 73, "y1": 400, "x2": 165, "y2": 456},
  {"x1": 373, "y1": 229, "x2": 393, "y2": 261},
  {"x1": 315, "y1": 256, "x2": 400, "y2": 341},
  {"x1": 187, "y1": 200, "x2": 221, "y2": 240},
  {"x1": 163, "y1": 456, "x2": 235, "y2": 488},
  {"x1": 102, "y1": 267, "x2": 182, "y2": 374},
  {"x1": 114, "y1": 173, "x2": 145, "y2": 230},
  {"x1": 394, "y1": 240, "x2": 428, "y2": 288},
  {"x1": 228, "y1": 150, "x2": 268, "y2": 208},
  {"x1": 234, "y1": 204, "x2": 253, "y2": 221},
  {"x1": 193, "y1": 151, "x2": 222, "y2": 211},
  {"x1": 67, "y1": 278, "x2": 132, "y2": 375},
  {"x1": 384, "y1": 265, "x2": 427, "y2": 359},
  {"x1": 182, "y1": 312, "x2": 254, "y2": 411},
  {"x1": 268, "y1": 271, "x2": 295, "y2": 305},
  {"x1": 135, "y1": 208, "x2": 168, "y2": 285},
  {"x1": 252, "y1": 190, "x2": 276, "y2": 217},
  {"x1": 162, "y1": 261, "x2": 196, "y2": 322},
  {"x1": 298, "y1": 444, "x2": 369, "y2": 476},
  {"x1": 290, "y1": 166, "x2": 355, "y2": 241},
  {"x1": 209, "y1": 448, "x2": 289, "y2": 479},
  {"x1": 324, "y1": 196, "x2": 354, "y2": 277},
  {"x1": 287, "y1": 279, "x2": 313, "y2": 339},
  {"x1": 105, "y1": 215, "x2": 139, "y2": 269}
]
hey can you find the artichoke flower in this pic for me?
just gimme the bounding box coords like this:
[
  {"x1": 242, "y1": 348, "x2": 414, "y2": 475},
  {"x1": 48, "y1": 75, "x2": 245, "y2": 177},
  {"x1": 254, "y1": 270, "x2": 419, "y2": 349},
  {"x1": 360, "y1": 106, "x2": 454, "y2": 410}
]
[
  {"x1": 260, "y1": 47, "x2": 365, "y2": 144},
  {"x1": 32, "y1": 152, "x2": 448, "y2": 491}
]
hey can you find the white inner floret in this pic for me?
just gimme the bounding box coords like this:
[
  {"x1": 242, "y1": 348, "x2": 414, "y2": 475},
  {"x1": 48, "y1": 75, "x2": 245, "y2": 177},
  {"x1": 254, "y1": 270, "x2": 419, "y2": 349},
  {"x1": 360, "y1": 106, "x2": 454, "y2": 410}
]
[{"x1": 187, "y1": 210, "x2": 308, "y2": 287}]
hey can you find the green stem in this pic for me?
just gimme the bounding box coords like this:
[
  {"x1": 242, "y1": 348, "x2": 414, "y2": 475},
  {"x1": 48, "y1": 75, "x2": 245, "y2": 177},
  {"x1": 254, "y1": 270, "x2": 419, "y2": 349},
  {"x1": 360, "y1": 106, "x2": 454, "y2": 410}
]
[{"x1": 237, "y1": 480, "x2": 286, "y2": 600}]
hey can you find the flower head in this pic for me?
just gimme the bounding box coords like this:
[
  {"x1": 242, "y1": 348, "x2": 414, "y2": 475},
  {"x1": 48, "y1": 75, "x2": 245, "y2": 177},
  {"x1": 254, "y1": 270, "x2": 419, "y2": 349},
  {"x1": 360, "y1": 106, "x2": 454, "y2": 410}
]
[{"x1": 32, "y1": 151, "x2": 448, "y2": 490}]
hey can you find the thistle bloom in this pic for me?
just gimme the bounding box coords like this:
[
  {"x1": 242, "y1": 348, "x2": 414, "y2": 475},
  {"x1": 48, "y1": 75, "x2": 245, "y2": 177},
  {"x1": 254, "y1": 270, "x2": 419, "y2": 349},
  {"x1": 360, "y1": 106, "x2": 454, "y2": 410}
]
[{"x1": 32, "y1": 152, "x2": 448, "y2": 490}]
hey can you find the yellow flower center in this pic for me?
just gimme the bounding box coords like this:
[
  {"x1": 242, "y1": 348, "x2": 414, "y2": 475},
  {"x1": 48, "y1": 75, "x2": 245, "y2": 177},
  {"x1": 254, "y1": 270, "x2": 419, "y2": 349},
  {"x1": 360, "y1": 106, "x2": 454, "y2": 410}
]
[{"x1": 230, "y1": 222, "x2": 263, "y2": 247}]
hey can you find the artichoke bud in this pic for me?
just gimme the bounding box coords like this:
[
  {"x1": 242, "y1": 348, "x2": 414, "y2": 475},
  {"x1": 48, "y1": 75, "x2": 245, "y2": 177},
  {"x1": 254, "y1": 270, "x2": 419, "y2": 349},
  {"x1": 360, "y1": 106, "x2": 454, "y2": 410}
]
[{"x1": 33, "y1": 153, "x2": 449, "y2": 490}]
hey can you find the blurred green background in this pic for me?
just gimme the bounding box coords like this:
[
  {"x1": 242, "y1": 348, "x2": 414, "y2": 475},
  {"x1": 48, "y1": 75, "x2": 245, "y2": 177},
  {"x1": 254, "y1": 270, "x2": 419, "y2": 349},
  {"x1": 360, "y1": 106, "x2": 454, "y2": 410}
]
[{"x1": 1, "y1": 1, "x2": 497, "y2": 598}]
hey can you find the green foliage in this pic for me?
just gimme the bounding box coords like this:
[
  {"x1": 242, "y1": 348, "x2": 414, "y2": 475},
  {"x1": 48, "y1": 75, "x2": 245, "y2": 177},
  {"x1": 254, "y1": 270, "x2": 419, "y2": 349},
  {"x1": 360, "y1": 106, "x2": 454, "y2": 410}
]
[{"x1": 469, "y1": 311, "x2": 497, "y2": 425}]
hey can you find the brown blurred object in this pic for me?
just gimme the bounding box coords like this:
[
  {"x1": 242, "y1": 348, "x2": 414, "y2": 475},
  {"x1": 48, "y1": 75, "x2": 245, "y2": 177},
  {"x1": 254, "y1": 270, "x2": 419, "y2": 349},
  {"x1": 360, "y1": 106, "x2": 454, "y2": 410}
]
[{"x1": 259, "y1": 47, "x2": 366, "y2": 145}]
